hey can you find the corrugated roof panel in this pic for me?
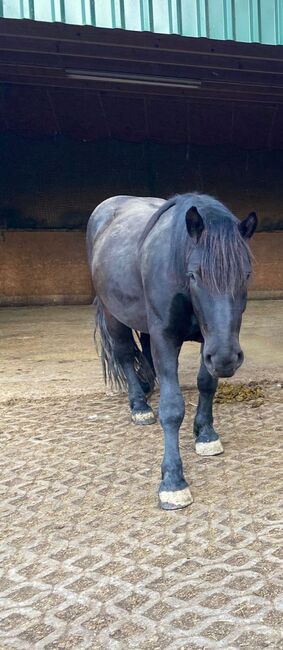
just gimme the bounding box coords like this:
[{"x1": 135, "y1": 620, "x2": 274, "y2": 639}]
[
  {"x1": 2, "y1": 0, "x2": 283, "y2": 44},
  {"x1": 64, "y1": 0, "x2": 84, "y2": 25},
  {"x1": 123, "y1": 0, "x2": 142, "y2": 31}
]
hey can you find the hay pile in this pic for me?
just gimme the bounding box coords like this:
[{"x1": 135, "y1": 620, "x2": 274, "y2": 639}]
[{"x1": 215, "y1": 382, "x2": 264, "y2": 407}]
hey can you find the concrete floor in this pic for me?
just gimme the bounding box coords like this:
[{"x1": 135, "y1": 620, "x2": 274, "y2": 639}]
[
  {"x1": 0, "y1": 302, "x2": 282, "y2": 649},
  {"x1": 0, "y1": 301, "x2": 282, "y2": 404}
]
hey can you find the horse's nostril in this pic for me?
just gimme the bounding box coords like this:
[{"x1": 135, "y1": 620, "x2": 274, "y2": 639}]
[
  {"x1": 205, "y1": 353, "x2": 212, "y2": 365},
  {"x1": 237, "y1": 351, "x2": 244, "y2": 364}
]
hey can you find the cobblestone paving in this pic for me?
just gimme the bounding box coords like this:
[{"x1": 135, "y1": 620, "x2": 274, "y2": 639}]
[{"x1": 0, "y1": 385, "x2": 282, "y2": 649}]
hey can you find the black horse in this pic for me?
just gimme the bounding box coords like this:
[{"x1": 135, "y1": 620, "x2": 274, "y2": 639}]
[{"x1": 86, "y1": 194, "x2": 257, "y2": 510}]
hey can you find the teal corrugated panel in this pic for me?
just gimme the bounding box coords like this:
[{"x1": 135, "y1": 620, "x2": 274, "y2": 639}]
[
  {"x1": 233, "y1": 0, "x2": 253, "y2": 43},
  {"x1": 51, "y1": 0, "x2": 62, "y2": 22},
  {"x1": 123, "y1": 0, "x2": 142, "y2": 31},
  {"x1": 2, "y1": 0, "x2": 283, "y2": 44},
  {"x1": 168, "y1": 0, "x2": 182, "y2": 35},
  {"x1": 152, "y1": 0, "x2": 170, "y2": 34},
  {"x1": 93, "y1": 0, "x2": 113, "y2": 27},
  {"x1": 206, "y1": 0, "x2": 226, "y2": 39},
  {"x1": 33, "y1": 0, "x2": 53, "y2": 21},
  {"x1": 277, "y1": 0, "x2": 283, "y2": 42},
  {"x1": 113, "y1": 0, "x2": 125, "y2": 28},
  {"x1": 64, "y1": 0, "x2": 84, "y2": 25},
  {"x1": 179, "y1": 0, "x2": 198, "y2": 37},
  {"x1": 223, "y1": 0, "x2": 234, "y2": 39},
  {"x1": 140, "y1": 0, "x2": 153, "y2": 31},
  {"x1": 2, "y1": 1, "x2": 20, "y2": 18},
  {"x1": 259, "y1": 0, "x2": 278, "y2": 45}
]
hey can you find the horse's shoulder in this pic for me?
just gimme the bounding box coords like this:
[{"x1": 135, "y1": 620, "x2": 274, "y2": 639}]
[{"x1": 163, "y1": 293, "x2": 202, "y2": 344}]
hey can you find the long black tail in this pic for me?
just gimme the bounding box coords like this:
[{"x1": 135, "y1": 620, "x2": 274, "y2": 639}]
[{"x1": 94, "y1": 297, "x2": 155, "y2": 393}]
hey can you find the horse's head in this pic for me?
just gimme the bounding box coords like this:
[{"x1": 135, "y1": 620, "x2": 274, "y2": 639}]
[{"x1": 186, "y1": 206, "x2": 257, "y2": 378}]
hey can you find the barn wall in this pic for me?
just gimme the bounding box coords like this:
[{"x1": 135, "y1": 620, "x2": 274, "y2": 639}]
[
  {"x1": 0, "y1": 231, "x2": 282, "y2": 306},
  {"x1": 0, "y1": 231, "x2": 92, "y2": 305},
  {"x1": 1, "y1": 134, "x2": 283, "y2": 232},
  {"x1": 0, "y1": 134, "x2": 282, "y2": 305}
]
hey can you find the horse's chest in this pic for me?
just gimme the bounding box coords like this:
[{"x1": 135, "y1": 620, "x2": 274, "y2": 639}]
[{"x1": 165, "y1": 293, "x2": 202, "y2": 343}]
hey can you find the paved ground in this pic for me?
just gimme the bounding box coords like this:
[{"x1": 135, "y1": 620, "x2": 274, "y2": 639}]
[
  {"x1": 0, "y1": 302, "x2": 282, "y2": 649},
  {"x1": 0, "y1": 301, "x2": 282, "y2": 404}
]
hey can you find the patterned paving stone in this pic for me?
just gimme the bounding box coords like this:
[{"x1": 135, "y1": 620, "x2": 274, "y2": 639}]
[{"x1": 0, "y1": 385, "x2": 282, "y2": 649}]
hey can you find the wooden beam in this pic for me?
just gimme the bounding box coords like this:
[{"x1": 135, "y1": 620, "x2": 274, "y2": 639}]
[
  {"x1": 1, "y1": 75, "x2": 283, "y2": 104},
  {"x1": 1, "y1": 18, "x2": 283, "y2": 65},
  {"x1": 1, "y1": 47, "x2": 283, "y2": 90},
  {"x1": 0, "y1": 33, "x2": 283, "y2": 77}
]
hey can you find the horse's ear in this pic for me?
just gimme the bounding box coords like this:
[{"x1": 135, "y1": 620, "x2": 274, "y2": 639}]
[
  {"x1": 239, "y1": 212, "x2": 257, "y2": 239},
  {"x1": 186, "y1": 207, "x2": 204, "y2": 243}
]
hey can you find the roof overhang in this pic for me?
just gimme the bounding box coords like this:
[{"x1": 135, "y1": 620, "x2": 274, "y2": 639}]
[{"x1": 1, "y1": 18, "x2": 283, "y2": 147}]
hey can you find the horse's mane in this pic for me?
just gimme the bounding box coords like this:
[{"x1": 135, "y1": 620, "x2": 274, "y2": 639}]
[{"x1": 139, "y1": 193, "x2": 252, "y2": 294}]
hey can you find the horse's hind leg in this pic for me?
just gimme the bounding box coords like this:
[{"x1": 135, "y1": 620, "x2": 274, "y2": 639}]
[
  {"x1": 140, "y1": 334, "x2": 155, "y2": 372},
  {"x1": 194, "y1": 353, "x2": 223, "y2": 456},
  {"x1": 136, "y1": 333, "x2": 156, "y2": 397},
  {"x1": 100, "y1": 309, "x2": 156, "y2": 425}
]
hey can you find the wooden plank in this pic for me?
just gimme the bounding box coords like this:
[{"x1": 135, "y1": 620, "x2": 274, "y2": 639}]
[
  {"x1": 0, "y1": 18, "x2": 283, "y2": 63},
  {"x1": 1, "y1": 75, "x2": 283, "y2": 105},
  {"x1": 1, "y1": 44, "x2": 283, "y2": 84},
  {"x1": 0, "y1": 32, "x2": 283, "y2": 75}
]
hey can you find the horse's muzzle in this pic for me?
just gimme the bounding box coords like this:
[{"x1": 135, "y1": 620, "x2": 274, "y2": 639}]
[{"x1": 204, "y1": 348, "x2": 244, "y2": 378}]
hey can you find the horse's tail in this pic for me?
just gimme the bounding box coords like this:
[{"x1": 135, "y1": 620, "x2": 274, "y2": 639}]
[{"x1": 94, "y1": 297, "x2": 155, "y2": 394}]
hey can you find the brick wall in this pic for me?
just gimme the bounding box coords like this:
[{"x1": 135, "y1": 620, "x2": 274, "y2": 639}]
[{"x1": 0, "y1": 230, "x2": 282, "y2": 305}]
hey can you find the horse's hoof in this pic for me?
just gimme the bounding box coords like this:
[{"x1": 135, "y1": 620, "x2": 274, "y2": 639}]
[
  {"x1": 195, "y1": 438, "x2": 224, "y2": 456},
  {"x1": 159, "y1": 486, "x2": 193, "y2": 510},
  {"x1": 131, "y1": 409, "x2": 156, "y2": 425}
]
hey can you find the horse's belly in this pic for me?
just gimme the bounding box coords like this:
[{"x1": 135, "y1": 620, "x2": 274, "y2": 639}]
[
  {"x1": 104, "y1": 297, "x2": 149, "y2": 333},
  {"x1": 92, "y1": 251, "x2": 149, "y2": 332},
  {"x1": 95, "y1": 280, "x2": 149, "y2": 331}
]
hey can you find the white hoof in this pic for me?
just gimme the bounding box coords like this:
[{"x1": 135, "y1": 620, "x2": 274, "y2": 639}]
[
  {"x1": 159, "y1": 486, "x2": 193, "y2": 510},
  {"x1": 195, "y1": 439, "x2": 224, "y2": 456},
  {"x1": 131, "y1": 410, "x2": 156, "y2": 425}
]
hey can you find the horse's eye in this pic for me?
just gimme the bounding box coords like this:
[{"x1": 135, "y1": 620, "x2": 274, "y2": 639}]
[
  {"x1": 189, "y1": 272, "x2": 197, "y2": 281},
  {"x1": 246, "y1": 272, "x2": 251, "y2": 280}
]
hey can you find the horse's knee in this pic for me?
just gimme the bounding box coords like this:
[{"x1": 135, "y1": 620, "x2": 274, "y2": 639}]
[
  {"x1": 160, "y1": 411, "x2": 184, "y2": 431},
  {"x1": 197, "y1": 369, "x2": 217, "y2": 394},
  {"x1": 159, "y1": 395, "x2": 185, "y2": 430}
]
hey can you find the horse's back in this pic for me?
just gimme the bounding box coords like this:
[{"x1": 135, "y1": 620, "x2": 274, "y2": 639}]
[
  {"x1": 86, "y1": 196, "x2": 129, "y2": 266},
  {"x1": 86, "y1": 195, "x2": 164, "y2": 265}
]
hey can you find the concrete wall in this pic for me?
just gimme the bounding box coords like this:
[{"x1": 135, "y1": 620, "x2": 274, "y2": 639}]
[{"x1": 0, "y1": 230, "x2": 282, "y2": 306}]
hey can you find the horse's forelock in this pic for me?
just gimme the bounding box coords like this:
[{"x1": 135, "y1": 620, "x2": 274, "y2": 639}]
[{"x1": 198, "y1": 217, "x2": 252, "y2": 294}]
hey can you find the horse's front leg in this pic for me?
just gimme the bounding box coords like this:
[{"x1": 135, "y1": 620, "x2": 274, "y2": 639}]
[
  {"x1": 150, "y1": 330, "x2": 193, "y2": 510},
  {"x1": 194, "y1": 354, "x2": 223, "y2": 456}
]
